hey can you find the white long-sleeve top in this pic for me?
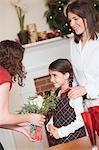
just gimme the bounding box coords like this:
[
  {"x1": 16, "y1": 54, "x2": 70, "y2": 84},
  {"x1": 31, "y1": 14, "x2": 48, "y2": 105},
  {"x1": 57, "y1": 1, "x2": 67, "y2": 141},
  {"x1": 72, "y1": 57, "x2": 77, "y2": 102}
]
[
  {"x1": 46, "y1": 97, "x2": 85, "y2": 138},
  {"x1": 70, "y1": 36, "x2": 99, "y2": 99}
]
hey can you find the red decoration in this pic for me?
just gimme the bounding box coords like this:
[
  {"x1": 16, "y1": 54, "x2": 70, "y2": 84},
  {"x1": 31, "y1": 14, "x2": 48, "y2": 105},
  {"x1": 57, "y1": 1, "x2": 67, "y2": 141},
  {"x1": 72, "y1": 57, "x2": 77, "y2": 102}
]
[
  {"x1": 54, "y1": 31, "x2": 60, "y2": 37},
  {"x1": 47, "y1": 32, "x2": 55, "y2": 39},
  {"x1": 30, "y1": 126, "x2": 42, "y2": 142}
]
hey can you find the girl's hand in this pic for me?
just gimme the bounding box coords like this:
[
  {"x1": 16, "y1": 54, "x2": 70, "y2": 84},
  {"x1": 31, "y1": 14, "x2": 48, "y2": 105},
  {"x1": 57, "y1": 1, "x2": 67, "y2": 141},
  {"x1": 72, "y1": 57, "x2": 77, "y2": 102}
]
[
  {"x1": 51, "y1": 127, "x2": 60, "y2": 139},
  {"x1": 68, "y1": 86, "x2": 87, "y2": 99},
  {"x1": 48, "y1": 124, "x2": 55, "y2": 136},
  {"x1": 30, "y1": 114, "x2": 45, "y2": 126},
  {"x1": 48, "y1": 125, "x2": 60, "y2": 139}
]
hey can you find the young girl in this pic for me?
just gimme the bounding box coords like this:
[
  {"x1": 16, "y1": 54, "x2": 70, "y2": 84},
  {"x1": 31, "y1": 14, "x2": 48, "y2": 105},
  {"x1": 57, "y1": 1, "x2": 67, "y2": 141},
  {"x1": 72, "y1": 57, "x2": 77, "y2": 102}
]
[{"x1": 46, "y1": 59, "x2": 86, "y2": 146}]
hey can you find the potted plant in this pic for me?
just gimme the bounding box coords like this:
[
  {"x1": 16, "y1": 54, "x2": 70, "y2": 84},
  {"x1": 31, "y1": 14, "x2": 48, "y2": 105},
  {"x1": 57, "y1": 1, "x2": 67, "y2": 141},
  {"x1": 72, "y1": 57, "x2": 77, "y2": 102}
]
[{"x1": 10, "y1": 0, "x2": 28, "y2": 45}]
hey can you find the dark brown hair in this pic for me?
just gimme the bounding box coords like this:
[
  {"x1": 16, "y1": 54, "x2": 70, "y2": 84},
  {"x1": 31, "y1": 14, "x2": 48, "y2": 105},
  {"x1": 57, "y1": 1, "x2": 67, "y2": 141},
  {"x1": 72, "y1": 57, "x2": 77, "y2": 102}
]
[
  {"x1": 49, "y1": 58, "x2": 73, "y2": 87},
  {"x1": 0, "y1": 40, "x2": 26, "y2": 86},
  {"x1": 66, "y1": 0, "x2": 99, "y2": 43}
]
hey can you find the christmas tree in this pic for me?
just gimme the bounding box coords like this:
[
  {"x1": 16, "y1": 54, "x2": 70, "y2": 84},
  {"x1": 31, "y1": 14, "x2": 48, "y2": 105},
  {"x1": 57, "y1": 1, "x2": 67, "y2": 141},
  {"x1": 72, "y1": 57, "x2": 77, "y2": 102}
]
[{"x1": 44, "y1": 0, "x2": 99, "y2": 37}]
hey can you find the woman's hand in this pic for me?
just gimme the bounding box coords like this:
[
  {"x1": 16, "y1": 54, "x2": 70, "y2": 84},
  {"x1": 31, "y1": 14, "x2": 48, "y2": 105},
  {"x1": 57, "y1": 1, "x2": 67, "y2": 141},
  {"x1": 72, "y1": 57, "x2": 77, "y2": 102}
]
[
  {"x1": 21, "y1": 125, "x2": 36, "y2": 142},
  {"x1": 1, "y1": 124, "x2": 37, "y2": 142},
  {"x1": 30, "y1": 113, "x2": 46, "y2": 126},
  {"x1": 68, "y1": 86, "x2": 87, "y2": 99}
]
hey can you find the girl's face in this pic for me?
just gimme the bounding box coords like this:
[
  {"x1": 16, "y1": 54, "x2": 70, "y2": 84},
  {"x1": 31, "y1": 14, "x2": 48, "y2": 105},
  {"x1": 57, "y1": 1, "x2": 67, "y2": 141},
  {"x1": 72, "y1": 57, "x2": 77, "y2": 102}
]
[
  {"x1": 49, "y1": 70, "x2": 69, "y2": 90},
  {"x1": 68, "y1": 12, "x2": 87, "y2": 35}
]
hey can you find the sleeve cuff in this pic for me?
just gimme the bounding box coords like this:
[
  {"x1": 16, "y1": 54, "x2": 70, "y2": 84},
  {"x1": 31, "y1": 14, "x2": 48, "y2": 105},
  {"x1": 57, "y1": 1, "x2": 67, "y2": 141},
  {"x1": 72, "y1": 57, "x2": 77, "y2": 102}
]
[{"x1": 58, "y1": 128, "x2": 64, "y2": 138}]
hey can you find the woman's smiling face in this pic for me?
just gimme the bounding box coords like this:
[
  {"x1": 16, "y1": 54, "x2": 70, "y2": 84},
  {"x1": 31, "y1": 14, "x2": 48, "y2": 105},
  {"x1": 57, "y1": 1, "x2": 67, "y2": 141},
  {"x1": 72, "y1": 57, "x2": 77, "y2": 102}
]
[{"x1": 68, "y1": 12, "x2": 87, "y2": 35}]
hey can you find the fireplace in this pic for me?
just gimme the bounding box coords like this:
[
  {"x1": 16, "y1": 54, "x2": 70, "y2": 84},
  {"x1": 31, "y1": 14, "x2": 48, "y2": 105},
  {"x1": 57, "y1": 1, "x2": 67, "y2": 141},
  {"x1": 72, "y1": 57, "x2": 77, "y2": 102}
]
[
  {"x1": 34, "y1": 75, "x2": 54, "y2": 94},
  {"x1": 34, "y1": 75, "x2": 56, "y2": 146}
]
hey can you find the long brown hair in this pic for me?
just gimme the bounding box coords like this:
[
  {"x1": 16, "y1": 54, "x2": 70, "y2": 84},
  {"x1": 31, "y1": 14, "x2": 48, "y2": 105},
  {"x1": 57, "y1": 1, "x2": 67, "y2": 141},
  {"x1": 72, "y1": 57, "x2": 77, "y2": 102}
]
[
  {"x1": 0, "y1": 40, "x2": 26, "y2": 86},
  {"x1": 66, "y1": 0, "x2": 99, "y2": 43}
]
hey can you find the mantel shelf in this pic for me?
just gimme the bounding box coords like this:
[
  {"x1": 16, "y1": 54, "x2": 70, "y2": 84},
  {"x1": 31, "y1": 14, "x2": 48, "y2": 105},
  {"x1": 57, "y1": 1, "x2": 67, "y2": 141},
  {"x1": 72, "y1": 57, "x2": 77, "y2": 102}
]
[{"x1": 24, "y1": 36, "x2": 63, "y2": 49}]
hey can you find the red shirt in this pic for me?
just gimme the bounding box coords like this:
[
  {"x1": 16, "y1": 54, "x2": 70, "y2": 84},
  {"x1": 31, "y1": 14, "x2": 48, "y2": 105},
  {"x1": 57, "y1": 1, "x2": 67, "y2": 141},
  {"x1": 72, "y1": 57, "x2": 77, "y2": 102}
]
[{"x1": 0, "y1": 66, "x2": 12, "y2": 89}]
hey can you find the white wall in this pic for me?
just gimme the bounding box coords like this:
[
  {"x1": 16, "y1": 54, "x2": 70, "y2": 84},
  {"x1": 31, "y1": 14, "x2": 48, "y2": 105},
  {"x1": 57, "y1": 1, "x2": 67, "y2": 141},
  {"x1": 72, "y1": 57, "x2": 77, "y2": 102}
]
[{"x1": 0, "y1": 0, "x2": 50, "y2": 41}]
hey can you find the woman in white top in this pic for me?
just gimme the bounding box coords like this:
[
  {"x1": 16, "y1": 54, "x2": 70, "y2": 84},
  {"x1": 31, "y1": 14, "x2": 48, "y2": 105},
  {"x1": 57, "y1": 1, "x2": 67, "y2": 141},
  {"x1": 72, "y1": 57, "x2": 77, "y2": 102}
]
[{"x1": 65, "y1": 0, "x2": 99, "y2": 100}]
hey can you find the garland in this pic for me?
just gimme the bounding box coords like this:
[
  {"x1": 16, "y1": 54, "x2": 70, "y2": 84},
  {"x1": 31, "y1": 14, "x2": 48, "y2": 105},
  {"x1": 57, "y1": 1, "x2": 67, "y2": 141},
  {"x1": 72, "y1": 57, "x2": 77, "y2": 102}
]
[{"x1": 44, "y1": 0, "x2": 99, "y2": 37}]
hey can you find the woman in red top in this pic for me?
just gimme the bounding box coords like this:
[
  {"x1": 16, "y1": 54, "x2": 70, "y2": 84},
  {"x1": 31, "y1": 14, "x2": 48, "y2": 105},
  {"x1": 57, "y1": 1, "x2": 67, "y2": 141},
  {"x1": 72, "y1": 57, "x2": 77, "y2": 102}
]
[{"x1": 0, "y1": 40, "x2": 45, "y2": 149}]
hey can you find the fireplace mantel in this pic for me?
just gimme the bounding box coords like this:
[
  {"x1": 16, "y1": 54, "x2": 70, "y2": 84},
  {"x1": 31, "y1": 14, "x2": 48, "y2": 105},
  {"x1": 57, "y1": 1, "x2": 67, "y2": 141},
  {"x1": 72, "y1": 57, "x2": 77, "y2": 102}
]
[{"x1": 24, "y1": 37, "x2": 63, "y2": 49}]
